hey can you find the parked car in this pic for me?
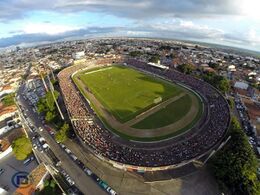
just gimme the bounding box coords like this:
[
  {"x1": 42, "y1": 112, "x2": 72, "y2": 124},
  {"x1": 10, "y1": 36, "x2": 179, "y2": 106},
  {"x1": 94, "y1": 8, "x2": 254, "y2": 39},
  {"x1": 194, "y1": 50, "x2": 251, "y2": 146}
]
[
  {"x1": 0, "y1": 168, "x2": 4, "y2": 176},
  {"x1": 66, "y1": 177, "x2": 75, "y2": 186},
  {"x1": 23, "y1": 156, "x2": 35, "y2": 166},
  {"x1": 107, "y1": 187, "x2": 117, "y2": 195},
  {"x1": 84, "y1": 168, "x2": 92, "y2": 176}
]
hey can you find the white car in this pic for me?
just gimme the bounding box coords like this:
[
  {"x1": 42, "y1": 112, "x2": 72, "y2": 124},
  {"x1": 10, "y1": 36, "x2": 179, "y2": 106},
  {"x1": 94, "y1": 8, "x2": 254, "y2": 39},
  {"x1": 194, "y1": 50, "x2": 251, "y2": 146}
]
[
  {"x1": 84, "y1": 168, "x2": 92, "y2": 176},
  {"x1": 66, "y1": 177, "x2": 75, "y2": 186},
  {"x1": 42, "y1": 143, "x2": 49, "y2": 149},
  {"x1": 65, "y1": 148, "x2": 71, "y2": 154},
  {"x1": 33, "y1": 144, "x2": 37, "y2": 149}
]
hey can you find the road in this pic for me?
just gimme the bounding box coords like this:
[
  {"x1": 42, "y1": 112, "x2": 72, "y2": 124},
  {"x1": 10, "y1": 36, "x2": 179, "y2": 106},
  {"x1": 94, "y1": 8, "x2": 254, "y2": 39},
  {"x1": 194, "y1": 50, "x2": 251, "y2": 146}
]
[{"x1": 16, "y1": 83, "x2": 107, "y2": 195}]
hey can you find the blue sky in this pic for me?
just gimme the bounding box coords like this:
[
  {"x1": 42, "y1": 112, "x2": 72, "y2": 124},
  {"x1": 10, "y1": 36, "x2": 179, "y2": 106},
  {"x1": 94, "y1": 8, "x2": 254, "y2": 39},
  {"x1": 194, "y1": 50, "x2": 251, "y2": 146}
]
[{"x1": 0, "y1": 0, "x2": 260, "y2": 51}]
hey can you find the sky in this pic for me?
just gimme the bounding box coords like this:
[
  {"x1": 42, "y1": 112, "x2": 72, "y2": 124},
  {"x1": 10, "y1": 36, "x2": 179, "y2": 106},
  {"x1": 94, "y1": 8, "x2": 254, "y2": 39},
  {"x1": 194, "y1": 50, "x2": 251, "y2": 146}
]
[{"x1": 0, "y1": 0, "x2": 260, "y2": 51}]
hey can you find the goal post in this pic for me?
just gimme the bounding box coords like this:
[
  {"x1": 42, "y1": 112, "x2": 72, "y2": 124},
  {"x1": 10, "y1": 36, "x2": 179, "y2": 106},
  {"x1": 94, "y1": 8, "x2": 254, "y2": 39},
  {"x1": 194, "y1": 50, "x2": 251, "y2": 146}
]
[{"x1": 154, "y1": 96, "x2": 162, "y2": 104}]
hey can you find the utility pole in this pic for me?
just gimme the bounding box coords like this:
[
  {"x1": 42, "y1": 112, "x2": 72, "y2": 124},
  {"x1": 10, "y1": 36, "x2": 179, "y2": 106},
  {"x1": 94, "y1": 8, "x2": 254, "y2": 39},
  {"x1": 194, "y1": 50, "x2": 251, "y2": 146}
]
[
  {"x1": 33, "y1": 51, "x2": 63, "y2": 120},
  {"x1": 39, "y1": 72, "x2": 49, "y2": 92},
  {"x1": 46, "y1": 73, "x2": 64, "y2": 120},
  {"x1": 50, "y1": 66, "x2": 55, "y2": 81}
]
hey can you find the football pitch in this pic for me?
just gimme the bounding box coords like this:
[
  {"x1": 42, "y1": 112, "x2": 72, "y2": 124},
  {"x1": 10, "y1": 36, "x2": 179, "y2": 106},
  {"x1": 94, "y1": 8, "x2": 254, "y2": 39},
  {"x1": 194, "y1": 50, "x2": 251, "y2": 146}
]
[
  {"x1": 73, "y1": 65, "x2": 203, "y2": 141},
  {"x1": 77, "y1": 65, "x2": 182, "y2": 122}
]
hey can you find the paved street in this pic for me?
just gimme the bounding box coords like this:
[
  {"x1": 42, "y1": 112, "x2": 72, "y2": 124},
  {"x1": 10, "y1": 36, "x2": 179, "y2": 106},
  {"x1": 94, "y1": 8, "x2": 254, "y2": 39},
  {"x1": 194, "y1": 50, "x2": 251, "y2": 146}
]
[
  {"x1": 16, "y1": 83, "x2": 106, "y2": 195},
  {"x1": 64, "y1": 139, "x2": 220, "y2": 195},
  {"x1": 0, "y1": 152, "x2": 37, "y2": 193}
]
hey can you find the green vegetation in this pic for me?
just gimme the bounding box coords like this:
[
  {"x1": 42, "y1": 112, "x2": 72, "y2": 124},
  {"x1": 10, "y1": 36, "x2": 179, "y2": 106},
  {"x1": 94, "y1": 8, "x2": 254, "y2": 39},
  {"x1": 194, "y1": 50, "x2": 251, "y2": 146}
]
[
  {"x1": 149, "y1": 54, "x2": 160, "y2": 63},
  {"x1": 203, "y1": 72, "x2": 230, "y2": 93},
  {"x1": 208, "y1": 61, "x2": 220, "y2": 69},
  {"x1": 35, "y1": 178, "x2": 61, "y2": 195},
  {"x1": 133, "y1": 94, "x2": 195, "y2": 129},
  {"x1": 227, "y1": 97, "x2": 235, "y2": 109},
  {"x1": 11, "y1": 136, "x2": 32, "y2": 160},
  {"x1": 177, "y1": 64, "x2": 195, "y2": 74},
  {"x1": 37, "y1": 90, "x2": 60, "y2": 123},
  {"x1": 1, "y1": 93, "x2": 15, "y2": 106},
  {"x1": 209, "y1": 117, "x2": 260, "y2": 195},
  {"x1": 77, "y1": 65, "x2": 182, "y2": 122},
  {"x1": 55, "y1": 123, "x2": 69, "y2": 143},
  {"x1": 129, "y1": 51, "x2": 142, "y2": 57}
]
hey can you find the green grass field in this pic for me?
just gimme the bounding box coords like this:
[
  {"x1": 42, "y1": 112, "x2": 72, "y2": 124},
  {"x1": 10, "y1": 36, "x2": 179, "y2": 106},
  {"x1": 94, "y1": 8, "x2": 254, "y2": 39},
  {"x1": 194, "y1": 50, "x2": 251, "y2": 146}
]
[
  {"x1": 77, "y1": 65, "x2": 183, "y2": 122},
  {"x1": 132, "y1": 94, "x2": 192, "y2": 129}
]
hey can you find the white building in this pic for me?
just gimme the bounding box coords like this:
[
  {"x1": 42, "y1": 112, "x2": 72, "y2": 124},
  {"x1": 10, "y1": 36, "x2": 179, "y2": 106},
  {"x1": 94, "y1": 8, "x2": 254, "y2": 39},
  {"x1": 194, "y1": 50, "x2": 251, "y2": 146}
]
[
  {"x1": 73, "y1": 51, "x2": 85, "y2": 60},
  {"x1": 234, "y1": 81, "x2": 249, "y2": 90}
]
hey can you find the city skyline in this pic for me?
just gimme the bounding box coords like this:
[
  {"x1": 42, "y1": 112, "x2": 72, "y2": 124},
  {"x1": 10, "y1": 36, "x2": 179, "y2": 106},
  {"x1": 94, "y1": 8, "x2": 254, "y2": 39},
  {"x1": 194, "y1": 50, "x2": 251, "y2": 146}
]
[{"x1": 0, "y1": 0, "x2": 260, "y2": 51}]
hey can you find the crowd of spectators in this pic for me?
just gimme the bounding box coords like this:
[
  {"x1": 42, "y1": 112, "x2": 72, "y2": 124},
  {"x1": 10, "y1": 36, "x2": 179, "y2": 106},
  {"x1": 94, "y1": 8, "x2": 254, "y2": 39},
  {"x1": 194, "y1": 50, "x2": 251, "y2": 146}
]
[{"x1": 57, "y1": 58, "x2": 230, "y2": 167}]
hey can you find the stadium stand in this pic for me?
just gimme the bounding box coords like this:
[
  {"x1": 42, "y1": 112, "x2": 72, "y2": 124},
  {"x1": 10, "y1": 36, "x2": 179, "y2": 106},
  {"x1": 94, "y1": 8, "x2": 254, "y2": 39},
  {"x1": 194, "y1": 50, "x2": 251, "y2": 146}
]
[{"x1": 57, "y1": 57, "x2": 230, "y2": 169}]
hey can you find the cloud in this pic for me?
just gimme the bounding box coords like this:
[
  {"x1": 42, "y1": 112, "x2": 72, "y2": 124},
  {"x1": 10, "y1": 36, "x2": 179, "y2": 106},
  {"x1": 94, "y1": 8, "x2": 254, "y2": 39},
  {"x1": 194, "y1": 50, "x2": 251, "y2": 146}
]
[
  {"x1": 0, "y1": 0, "x2": 250, "y2": 22},
  {"x1": 148, "y1": 19, "x2": 224, "y2": 40},
  {"x1": 0, "y1": 26, "x2": 120, "y2": 47},
  {"x1": 0, "y1": 18, "x2": 260, "y2": 51},
  {"x1": 22, "y1": 23, "x2": 80, "y2": 35}
]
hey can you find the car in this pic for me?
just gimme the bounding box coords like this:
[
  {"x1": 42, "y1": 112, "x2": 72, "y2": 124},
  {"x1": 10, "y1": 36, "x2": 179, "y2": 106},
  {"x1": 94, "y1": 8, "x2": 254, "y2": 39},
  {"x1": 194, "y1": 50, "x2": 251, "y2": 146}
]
[
  {"x1": 39, "y1": 137, "x2": 45, "y2": 143},
  {"x1": 31, "y1": 127, "x2": 36, "y2": 132},
  {"x1": 70, "y1": 154, "x2": 78, "y2": 161},
  {"x1": 66, "y1": 177, "x2": 75, "y2": 186},
  {"x1": 59, "y1": 143, "x2": 65, "y2": 148},
  {"x1": 84, "y1": 168, "x2": 92, "y2": 176},
  {"x1": 0, "y1": 168, "x2": 4, "y2": 176},
  {"x1": 108, "y1": 188, "x2": 117, "y2": 195},
  {"x1": 61, "y1": 170, "x2": 69, "y2": 177},
  {"x1": 98, "y1": 180, "x2": 108, "y2": 189},
  {"x1": 106, "y1": 187, "x2": 117, "y2": 195},
  {"x1": 76, "y1": 160, "x2": 84, "y2": 168},
  {"x1": 65, "y1": 148, "x2": 71, "y2": 154},
  {"x1": 33, "y1": 143, "x2": 37, "y2": 149},
  {"x1": 42, "y1": 143, "x2": 49, "y2": 150},
  {"x1": 91, "y1": 174, "x2": 99, "y2": 182},
  {"x1": 39, "y1": 127, "x2": 43, "y2": 132},
  {"x1": 23, "y1": 156, "x2": 35, "y2": 165}
]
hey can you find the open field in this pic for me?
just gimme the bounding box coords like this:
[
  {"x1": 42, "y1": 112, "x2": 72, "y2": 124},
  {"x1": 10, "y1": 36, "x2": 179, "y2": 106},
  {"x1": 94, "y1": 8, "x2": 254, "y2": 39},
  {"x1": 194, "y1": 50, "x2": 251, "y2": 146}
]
[
  {"x1": 78, "y1": 65, "x2": 182, "y2": 122},
  {"x1": 73, "y1": 65, "x2": 203, "y2": 141},
  {"x1": 132, "y1": 94, "x2": 192, "y2": 129}
]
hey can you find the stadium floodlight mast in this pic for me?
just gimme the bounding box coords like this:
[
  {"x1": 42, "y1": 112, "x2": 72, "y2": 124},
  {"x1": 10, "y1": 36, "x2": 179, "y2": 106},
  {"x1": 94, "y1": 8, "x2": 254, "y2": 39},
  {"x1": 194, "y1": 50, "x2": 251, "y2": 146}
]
[
  {"x1": 46, "y1": 70, "x2": 65, "y2": 120},
  {"x1": 37, "y1": 65, "x2": 49, "y2": 92},
  {"x1": 33, "y1": 51, "x2": 64, "y2": 120}
]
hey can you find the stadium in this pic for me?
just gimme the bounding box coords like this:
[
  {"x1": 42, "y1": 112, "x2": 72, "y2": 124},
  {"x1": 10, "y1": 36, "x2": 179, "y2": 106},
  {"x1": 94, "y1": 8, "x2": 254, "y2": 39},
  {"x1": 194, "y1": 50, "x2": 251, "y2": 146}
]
[{"x1": 58, "y1": 56, "x2": 230, "y2": 171}]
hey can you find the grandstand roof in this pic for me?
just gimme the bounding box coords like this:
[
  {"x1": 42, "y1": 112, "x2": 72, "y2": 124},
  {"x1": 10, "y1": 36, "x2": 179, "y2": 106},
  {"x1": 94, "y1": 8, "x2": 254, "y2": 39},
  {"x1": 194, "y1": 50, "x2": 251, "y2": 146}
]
[{"x1": 148, "y1": 62, "x2": 169, "y2": 70}]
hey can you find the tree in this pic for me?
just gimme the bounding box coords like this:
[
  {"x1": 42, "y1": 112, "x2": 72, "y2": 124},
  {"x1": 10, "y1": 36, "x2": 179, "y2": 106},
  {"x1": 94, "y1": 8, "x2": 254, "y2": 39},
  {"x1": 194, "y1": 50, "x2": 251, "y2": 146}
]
[
  {"x1": 37, "y1": 98, "x2": 48, "y2": 113},
  {"x1": 50, "y1": 179, "x2": 56, "y2": 188},
  {"x1": 149, "y1": 55, "x2": 160, "y2": 63},
  {"x1": 1, "y1": 93, "x2": 15, "y2": 106},
  {"x1": 209, "y1": 117, "x2": 260, "y2": 195},
  {"x1": 208, "y1": 61, "x2": 220, "y2": 69},
  {"x1": 227, "y1": 98, "x2": 235, "y2": 109},
  {"x1": 177, "y1": 64, "x2": 194, "y2": 74},
  {"x1": 11, "y1": 136, "x2": 32, "y2": 160},
  {"x1": 203, "y1": 72, "x2": 230, "y2": 93},
  {"x1": 55, "y1": 123, "x2": 69, "y2": 143},
  {"x1": 45, "y1": 111, "x2": 57, "y2": 122},
  {"x1": 45, "y1": 90, "x2": 59, "y2": 111},
  {"x1": 37, "y1": 90, "x2": 60, "y2": 123},
  {"x1": 218, "y1": 78, "x2": 230, "y2": 93},
  {"x1": 129, "y1": 51, "x2": 142, "y2": 57},
  {"x1": 37, "y1": 90, "x2": 59, "y2": 113}
]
